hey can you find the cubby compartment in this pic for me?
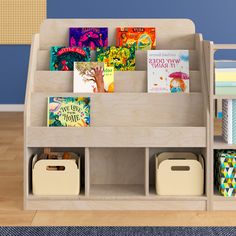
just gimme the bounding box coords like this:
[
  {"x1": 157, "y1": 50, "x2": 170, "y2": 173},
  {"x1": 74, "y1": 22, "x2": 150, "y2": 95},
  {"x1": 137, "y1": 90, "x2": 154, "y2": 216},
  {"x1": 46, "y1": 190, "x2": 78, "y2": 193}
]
[
  {"x1": 26, "y1": 147, "x2": 86, "y2": 198},
  {"x1": 88, "y1": 148, "x2": 146, "y2": 198},
  {"x1": 148, "y1": 148, "x2": 207, "y2": 197}
]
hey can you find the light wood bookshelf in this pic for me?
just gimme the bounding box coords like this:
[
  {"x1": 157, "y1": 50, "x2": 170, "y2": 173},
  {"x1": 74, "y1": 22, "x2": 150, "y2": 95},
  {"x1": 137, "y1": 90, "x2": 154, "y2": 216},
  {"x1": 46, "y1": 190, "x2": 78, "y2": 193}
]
[
  {"x1": 24, "y1": 19, "x2": 210, "y2": 210},
  {"x1": 203, "y1": 42, "x2": 236, "y2": 210}
]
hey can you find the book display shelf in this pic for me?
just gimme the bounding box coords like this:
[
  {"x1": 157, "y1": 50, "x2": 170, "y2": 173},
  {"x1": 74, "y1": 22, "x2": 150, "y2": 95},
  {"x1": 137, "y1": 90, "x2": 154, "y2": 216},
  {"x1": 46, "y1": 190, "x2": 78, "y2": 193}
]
[
  {"x1": 24, "y1": 19, "x2": 210, "y2": 210},
  {"x1": 204, "y1": 42, "x2": 236, "y2": 210}
]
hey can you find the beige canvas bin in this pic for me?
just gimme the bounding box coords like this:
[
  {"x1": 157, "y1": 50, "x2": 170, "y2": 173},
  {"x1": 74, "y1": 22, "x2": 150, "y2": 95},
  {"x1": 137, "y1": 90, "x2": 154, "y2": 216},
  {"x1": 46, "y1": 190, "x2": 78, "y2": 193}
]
[
  {"x1": 155, "y1": 152, "x2": 204, "y2": 196},
  {"x1": 32, "y1": 155, "x2": 80, "y2": 196}
]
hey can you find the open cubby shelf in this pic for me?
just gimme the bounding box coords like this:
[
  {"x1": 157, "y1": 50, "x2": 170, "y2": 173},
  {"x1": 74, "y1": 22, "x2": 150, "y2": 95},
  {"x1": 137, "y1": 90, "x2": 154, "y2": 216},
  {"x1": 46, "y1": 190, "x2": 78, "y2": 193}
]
[
  {"x1": 204, "y1": 41, "x2": 236, "y2": 211},
  {"x1": 24, "y1": 19, "x2": 212, "y2": 211}
]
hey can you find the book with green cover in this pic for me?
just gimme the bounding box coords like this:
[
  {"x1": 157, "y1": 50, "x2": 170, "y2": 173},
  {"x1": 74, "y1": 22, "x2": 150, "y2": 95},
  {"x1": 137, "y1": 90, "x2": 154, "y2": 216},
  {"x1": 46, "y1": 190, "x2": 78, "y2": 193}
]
[
  {"x1": 96, "y1": 46, "x2": 135, "y2": 71},
  {"x1": 47, "y1": 97, "x2": 90, "y2": 127}
]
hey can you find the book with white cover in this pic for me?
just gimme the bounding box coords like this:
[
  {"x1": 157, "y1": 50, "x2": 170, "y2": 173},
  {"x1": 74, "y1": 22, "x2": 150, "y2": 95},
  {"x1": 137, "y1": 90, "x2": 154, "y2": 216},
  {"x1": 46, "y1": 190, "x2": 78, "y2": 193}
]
[
  {"x1": 147, "y1": 50, "x2": 189, "y2": 93},
  {"x1": 222, "y1": 99, "x2": 232, "y2": 144}
]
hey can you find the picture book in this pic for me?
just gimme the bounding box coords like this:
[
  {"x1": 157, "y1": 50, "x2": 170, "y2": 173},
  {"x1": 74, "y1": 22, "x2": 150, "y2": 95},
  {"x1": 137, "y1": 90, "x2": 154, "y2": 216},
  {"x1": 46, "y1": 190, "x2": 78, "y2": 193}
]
[
  {"x1": 73, "y1": 62, "x2": 114, "y2": 93},
  {"x1": 96, "y1": 46, "x2": 135, "y2": 71},
  {"x1": 50, "y1": 46, "x2": 91, "y2": 71},
  {"x1": 147, "y1": 50, "x2": 189, "y2": 93},
  {"x1": 69, "y1": 27, "x2": 108, "y2": 49},
  {"x1": 47, "y1": 97, "x2": 90, "y2": 127},
  {"x1": 116, "y1": 27, "x2": 156, "y2": 50}
]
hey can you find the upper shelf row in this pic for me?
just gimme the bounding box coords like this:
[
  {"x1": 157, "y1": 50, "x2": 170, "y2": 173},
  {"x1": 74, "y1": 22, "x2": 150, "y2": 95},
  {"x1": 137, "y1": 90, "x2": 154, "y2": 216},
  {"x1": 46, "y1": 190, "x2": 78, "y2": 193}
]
[{"x1": 36, "y1": 49, "x2": 199, "y2": 71}]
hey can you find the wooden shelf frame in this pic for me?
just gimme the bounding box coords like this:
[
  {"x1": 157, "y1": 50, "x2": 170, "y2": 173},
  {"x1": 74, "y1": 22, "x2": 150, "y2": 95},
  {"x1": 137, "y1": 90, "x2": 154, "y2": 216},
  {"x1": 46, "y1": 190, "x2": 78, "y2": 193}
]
[
  {"x1": 24, "y1": 19, "x2": 210, "y2": 211},
  {"x1": 204, "y1": 42, "x2": 236, "y2": 210}
]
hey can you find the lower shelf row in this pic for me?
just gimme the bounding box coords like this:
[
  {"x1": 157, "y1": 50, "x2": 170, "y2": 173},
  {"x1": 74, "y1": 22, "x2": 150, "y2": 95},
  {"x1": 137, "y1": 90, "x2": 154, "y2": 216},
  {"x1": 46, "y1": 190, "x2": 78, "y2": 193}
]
[{"x1": 27, "y1": 147, "x2": 206, "y2": 199}]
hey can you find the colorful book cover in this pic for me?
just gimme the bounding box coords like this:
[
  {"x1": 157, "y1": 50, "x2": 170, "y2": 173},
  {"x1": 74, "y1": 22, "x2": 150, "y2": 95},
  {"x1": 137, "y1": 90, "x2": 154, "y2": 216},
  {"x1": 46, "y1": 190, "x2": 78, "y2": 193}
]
[
  {"x1": 73, "y1": 62, "x2": 114, "y2": 93},
  {"x1": 96, "y1": 46, "x2": 135, "y2": 71},
  {"x1": 147, "y1": 50, "x2": 189, "y2": 93},
  {"x1": 69, "y1": 27, "x2": 108, "y2": 49},
  {"x1": 215, "y1": 69, "x2": 236, "y2": 82},
  {"x1": 47, "y1": 97, "x2": 90, "y2": 127},
  {"x1": 50, "y1": 46, "x2": 91, "y2": 71},
  {"x1": 116, "y1": 27, "x2": 156, "y2": 50}
]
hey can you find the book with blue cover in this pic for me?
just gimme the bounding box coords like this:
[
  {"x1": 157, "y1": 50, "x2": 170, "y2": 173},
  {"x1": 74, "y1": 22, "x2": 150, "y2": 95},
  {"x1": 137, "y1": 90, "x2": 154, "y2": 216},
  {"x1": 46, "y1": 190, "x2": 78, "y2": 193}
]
[{"x1": 215, "y1": 60, "x2": 236, "y2": 68}]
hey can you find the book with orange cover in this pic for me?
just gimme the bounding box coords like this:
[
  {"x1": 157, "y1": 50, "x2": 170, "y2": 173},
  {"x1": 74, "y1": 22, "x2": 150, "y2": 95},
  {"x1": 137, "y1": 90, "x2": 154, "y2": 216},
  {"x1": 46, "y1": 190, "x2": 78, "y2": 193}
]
[{"x1": 116, "y1": 27, "x2": 156, "y2": 50}]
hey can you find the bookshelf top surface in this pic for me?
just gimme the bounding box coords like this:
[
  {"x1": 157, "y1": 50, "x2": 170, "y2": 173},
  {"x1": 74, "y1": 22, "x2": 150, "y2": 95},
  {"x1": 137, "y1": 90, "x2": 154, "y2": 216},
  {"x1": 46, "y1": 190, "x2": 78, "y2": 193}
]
[{"x1": 39, "y1": 19, "x2": 196, "y2": 50}]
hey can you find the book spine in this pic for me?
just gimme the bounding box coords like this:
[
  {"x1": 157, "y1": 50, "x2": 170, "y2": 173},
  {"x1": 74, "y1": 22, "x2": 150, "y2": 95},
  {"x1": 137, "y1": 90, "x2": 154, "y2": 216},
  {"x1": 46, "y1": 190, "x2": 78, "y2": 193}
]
[
  {"x1": 222, "y1": 99, "x2": 232, "y2": 144},
  {"x1": 215, "y1": 82, "x2": 236, "y2": 86},
  {"x1": 215, "y1": 72, "x2": 236, "y2": 82},
  {"x1": 215, "y1": 61, "x2": 236, "y2": 68},
  {"x1": 233, "y1": 100, "x2": 236, "y2": 144}
]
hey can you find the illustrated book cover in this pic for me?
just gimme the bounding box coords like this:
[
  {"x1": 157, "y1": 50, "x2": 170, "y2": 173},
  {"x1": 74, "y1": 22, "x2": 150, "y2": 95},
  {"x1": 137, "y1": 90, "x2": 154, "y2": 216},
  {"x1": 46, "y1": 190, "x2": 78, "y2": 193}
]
[
  {"x1": 47, "y1": 97, "x2": 90, "y2": 127},
  {"x1": 73, "y1": 62, "x2": 114, "y2": 93},
  {"x1": 116, "y1": 27, "x2": 156, "y2": 50},
  {"x1": 147, "y1": 50, "x2": 189, "y2": 93},
  {"x1": 50, "y1": 46, "x2": 91, "y2": 71},
  {"x1": 96, "y1": 46, "x2": 135, "y2": 71},
  {"x1": 69, "y1": 27, "x2": 108, "y2": 49}
]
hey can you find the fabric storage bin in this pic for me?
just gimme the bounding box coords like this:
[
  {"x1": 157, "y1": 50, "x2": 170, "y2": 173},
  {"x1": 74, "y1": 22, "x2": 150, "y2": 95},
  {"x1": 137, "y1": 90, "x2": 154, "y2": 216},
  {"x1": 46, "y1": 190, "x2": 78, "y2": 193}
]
[
  {"x1": 32, "y1": 153, "x2": 80, "y2": 196},
  {"x1": 215, "y1": 150, "x2": 236, "y2": 197},
  {"x1": 155, "y1": 152, "x2": 204, "y2": 196}
]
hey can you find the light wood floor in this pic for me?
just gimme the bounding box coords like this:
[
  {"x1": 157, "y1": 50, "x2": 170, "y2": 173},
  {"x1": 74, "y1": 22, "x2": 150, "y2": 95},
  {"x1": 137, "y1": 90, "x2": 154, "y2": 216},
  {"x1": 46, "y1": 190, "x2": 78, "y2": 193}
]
[{"x1": 1, "y1": 112, "x2": 236, "y2": 226}]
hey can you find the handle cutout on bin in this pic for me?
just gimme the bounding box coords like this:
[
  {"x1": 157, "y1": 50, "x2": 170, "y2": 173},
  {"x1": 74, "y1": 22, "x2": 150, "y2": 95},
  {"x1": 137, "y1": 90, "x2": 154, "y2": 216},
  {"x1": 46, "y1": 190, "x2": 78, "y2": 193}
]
[
  {"x1": 171, "y1": 166, "x2": 190, "y2": 171},
  {"x1": 46, "y1": 166, "x2": 65, "y2": 171}
]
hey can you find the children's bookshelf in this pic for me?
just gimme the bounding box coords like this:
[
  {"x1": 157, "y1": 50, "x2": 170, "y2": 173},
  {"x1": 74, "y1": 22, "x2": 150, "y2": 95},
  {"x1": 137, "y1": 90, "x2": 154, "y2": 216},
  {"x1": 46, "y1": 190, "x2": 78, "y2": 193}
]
[
  {"x1": 24, "y1": 19, "x2": 211, "y2": 210},
  {"x1": 204, "y1": 42, "x2": 236, "y2": 210}
]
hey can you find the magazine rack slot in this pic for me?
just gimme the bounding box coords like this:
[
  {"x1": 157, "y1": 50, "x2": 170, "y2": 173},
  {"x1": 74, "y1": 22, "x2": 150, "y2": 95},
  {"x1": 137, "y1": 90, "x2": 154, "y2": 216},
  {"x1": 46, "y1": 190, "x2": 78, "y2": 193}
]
[
  {"x1": 34, "y1": 70, "x2": 201, "y2": 93},
  {"x1": 36, "y1": 49, "x2": 199, "y2": 71},
  {"x1": 30, "y1": 93, "x2": 204, "y2": 127}
]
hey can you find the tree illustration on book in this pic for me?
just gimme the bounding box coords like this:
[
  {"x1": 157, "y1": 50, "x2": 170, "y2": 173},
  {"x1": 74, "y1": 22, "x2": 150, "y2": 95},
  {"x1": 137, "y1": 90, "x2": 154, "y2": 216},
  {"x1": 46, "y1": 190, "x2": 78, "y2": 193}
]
[{"x1": 75, "y1": 62, "x2": 105, "y2": 92}]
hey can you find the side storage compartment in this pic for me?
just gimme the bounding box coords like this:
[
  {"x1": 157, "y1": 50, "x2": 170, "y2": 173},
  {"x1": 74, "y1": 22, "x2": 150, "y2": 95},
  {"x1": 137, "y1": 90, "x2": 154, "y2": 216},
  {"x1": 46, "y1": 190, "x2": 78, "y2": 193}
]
[
  {"x1": 156, "y1": 152, "x2": 204, "y2": 196},
  {"x1": 32, "y1": 153, "x2": 80, "y2": 196}
]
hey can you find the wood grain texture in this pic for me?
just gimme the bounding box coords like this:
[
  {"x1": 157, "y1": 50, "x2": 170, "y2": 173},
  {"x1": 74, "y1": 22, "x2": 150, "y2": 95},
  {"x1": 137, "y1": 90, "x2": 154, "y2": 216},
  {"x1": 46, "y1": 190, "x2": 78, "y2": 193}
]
[
  {"x1": 89, "y1": 148, "x2": 145, "y2": 185},
  {"x1": 26, "y1": 127, "x2": 207, "y2": 148},
  {"x1": 25, "y1": 199, "x2": 207, "y2": 211},
  {"x1": 39, "y1": 19, "x2": 196, "y2": 50},
  {"x1": 30, "y1": 92, "x2": 204, "y2": 127},
  {"x1": 31, "y1": 211, "x2": 236, "y2": 226},
  {"x1": 34, "y1": 70, "x2": 201, "y2": 93}
]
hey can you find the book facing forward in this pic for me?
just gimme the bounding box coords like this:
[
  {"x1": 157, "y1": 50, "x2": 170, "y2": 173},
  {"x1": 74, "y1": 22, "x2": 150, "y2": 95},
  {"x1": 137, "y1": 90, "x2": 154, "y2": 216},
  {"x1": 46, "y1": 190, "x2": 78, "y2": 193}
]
[
  {"x1": 48, "y1": 97, "x2": 90, "y2": 127},
  {"x1": 147, "y1": 50, "x2": 189, "y2": 93},
  {"x1": 50, "y1": 46, "x2": 91, "y2": 71},
  {"x1": 69, "y1": 27, "x2": 108, "y2": 49},
  {"x1": 116, "y1": 27, "x2": 156, "y2": 50},
  {"x1": 96, "y1": 46, "x2": 135, "y2": 71},
  {"x1": 74, "y1": 62, "x2": 114, "y2": 93}
]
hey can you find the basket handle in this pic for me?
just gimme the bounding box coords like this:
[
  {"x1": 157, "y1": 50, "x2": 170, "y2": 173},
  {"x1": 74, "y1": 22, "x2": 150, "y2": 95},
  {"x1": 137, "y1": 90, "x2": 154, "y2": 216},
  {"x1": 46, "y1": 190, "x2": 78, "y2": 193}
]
[
  {"x1": 171, "y1": 166, "x2": 190, "y2": 171},
  {"x1": 46, "y1": 165, "x2": 65, "y2": 171}
]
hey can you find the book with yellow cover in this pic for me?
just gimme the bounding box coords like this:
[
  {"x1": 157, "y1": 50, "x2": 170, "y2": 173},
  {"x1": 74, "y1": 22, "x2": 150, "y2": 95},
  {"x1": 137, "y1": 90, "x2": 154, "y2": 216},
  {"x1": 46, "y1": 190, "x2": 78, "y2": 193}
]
[{"x1": 215, "y1": 69, "x2": 236, "y2": 82}]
